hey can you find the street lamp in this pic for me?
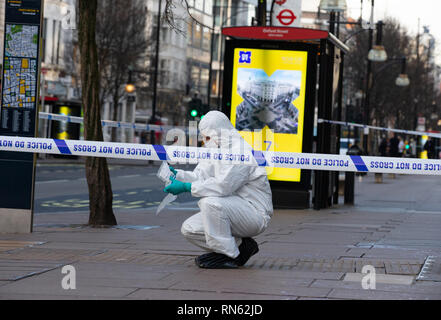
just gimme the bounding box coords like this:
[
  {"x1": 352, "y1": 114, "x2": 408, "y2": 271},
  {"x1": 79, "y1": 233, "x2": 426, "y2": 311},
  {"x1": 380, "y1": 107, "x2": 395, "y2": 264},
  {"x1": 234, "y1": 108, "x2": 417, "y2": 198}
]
[
  {"x1": 368, "y1": 21, "x2": 387, "y2": 62},
  {"x1": 395, "y1": 58, "x2": 410, "y2": 87},
  {"x1": 319, "y1": 0, "x2": 347, "y2": 12},
  {"x1": 323, "y1": 2, "x2": 386, "y2": 155},
  {"x1": 123, "y1": 68, "x2": 137, "y2": 143},
  {"x1": 362, "y1": 57, "x2": 410, "y2": 152},
  {"x1": 370, "y1": 57, "x2": 410, "y2": 89},
  {"x1": 125, "y1": 68, "x2": 136, "y2": 95},
  {"x1": 125, "y1": 82, "x2": 136, "y2": 93}
]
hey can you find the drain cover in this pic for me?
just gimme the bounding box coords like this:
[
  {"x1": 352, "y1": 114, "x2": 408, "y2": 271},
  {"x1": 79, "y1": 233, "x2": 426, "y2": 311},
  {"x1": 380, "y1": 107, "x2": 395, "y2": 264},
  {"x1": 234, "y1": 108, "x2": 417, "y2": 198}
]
[{"x1": 417, "y1": 256, "x2": 441, "y2": 282}]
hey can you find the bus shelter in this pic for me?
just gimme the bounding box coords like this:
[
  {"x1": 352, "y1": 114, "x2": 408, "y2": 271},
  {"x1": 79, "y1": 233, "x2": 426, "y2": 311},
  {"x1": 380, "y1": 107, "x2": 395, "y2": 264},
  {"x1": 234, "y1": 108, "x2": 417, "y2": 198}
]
[{"x1": 221, "y1": 26, "x2": 349, "y2": 210}]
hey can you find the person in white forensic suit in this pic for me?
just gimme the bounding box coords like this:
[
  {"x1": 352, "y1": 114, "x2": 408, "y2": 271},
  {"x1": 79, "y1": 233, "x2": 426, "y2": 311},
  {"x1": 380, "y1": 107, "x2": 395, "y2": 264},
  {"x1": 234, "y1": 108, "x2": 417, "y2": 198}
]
[{"x1": 164, "y1": 111, "x2": 273, "y2": 269}]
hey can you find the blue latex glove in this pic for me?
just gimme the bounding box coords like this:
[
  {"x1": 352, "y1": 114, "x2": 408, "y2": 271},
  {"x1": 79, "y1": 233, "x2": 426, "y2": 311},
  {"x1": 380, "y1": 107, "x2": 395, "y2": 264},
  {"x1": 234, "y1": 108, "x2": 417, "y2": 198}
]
[
  {"x1": 169, "y1": 165, "x2": 178, "y2": 176},
  {"x1": 164, "y1": 177, "x2": 191, "y2": 195}
]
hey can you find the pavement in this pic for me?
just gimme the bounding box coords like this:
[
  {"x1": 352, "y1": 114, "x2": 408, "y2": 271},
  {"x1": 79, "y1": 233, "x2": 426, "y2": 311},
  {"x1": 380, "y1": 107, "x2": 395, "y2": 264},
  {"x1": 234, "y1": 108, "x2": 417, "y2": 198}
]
[{"x1": 0, "y1": 172, "x2": 441, "y2": 300}]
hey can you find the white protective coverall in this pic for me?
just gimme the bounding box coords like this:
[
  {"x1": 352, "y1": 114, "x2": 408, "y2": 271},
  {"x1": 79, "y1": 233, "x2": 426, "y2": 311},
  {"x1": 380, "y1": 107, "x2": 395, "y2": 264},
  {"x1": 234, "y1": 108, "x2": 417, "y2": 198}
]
[{"x1": 177, "y1": 111, "x2": 273, "y2": 259}]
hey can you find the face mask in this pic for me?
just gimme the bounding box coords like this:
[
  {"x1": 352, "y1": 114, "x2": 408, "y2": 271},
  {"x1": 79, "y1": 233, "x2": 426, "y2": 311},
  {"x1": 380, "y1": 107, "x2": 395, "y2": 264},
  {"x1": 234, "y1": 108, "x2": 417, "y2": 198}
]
[{"x1": 203, "y1": 137, "x2": 218, "y2": 148}]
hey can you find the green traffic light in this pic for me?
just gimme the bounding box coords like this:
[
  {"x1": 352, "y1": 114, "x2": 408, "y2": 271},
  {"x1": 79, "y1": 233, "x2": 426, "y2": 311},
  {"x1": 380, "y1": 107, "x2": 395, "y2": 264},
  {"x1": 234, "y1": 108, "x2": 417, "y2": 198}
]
[
  {"x1": 405, "y1": 144, "x2": 410, "y2": 150},
  {"x1": 190, "y1": 109, "x2": 198, "y2": 117}
]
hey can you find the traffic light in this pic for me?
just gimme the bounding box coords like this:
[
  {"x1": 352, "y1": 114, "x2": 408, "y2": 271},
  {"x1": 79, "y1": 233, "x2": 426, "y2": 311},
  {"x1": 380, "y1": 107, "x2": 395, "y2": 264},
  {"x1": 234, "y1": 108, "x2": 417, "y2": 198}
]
[
  {"x1": 190, "y1": 108, "x2": 198, "y2": 118},
  {"x1": 188, "y1": 98, "x2": 211, "y2": 120},
  {"x1": 188, "y1": 97, "x2": 202, "y2": 119}
]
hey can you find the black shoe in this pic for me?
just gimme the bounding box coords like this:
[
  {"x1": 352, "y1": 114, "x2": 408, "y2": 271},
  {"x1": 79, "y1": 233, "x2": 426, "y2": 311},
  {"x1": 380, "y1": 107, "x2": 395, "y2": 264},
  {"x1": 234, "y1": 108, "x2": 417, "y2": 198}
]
[
  {"x1": 195, "y1": 252, "x2": 218, "y2": 265},
  {"x1": 195, "y1": 252, "x2": 239, "y2": 269},
  {"x1": 235, "y1": 238, "x2": 259, "y2": 266}
]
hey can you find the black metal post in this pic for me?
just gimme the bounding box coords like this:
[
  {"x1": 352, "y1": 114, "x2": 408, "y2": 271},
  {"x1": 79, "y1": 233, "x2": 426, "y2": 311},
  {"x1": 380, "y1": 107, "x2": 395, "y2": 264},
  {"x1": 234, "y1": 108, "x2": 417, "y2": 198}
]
[
  {"x1": 329, "y1": 11, "x2": 335, "y2": 34},
  {"x1": 151, "y1": 0, "x2": 162, "y2": 145},
  {"x1": 376, "y1": 20, "x2": 383, "y2": 45},
  {"x1": 333, "y1": 52, "x2": 344, "y2": 205},
  {"x1": 336, "y1": 12, "x2": 340, "y2": 38},
  {"x1": 207, "y1": 5, "x2": 216, "y2": 107},
  {"x1": 314, "y1": 39, "x2": 332, "y2": 210},
  {"x1": 344, "y1": 172, "x2": 355, "y2": 204},
  {"x1": 257, "y1": 0, "x2": 267, "y2": 26},
  {"x1": 363, "y1": 27, "x2": 373, "y2": 155}
]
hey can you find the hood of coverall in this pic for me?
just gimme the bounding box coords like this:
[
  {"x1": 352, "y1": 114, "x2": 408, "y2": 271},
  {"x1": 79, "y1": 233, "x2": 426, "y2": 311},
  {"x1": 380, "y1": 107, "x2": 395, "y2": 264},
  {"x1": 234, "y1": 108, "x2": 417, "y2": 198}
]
[{"x1": 199, "y1": 111, "x2": 248, "y2": 151}]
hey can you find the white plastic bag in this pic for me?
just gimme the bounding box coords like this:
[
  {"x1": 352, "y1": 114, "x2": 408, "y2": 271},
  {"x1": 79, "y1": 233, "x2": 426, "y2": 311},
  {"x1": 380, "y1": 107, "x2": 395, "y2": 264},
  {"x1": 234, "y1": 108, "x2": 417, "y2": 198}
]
[
  {"x1": 156, "y1": 192, "x2": 177, "y2": 216},
  {"x1": 157, "y1": 161, "x2": 174, "y2": 182},
  {"x1": 155, "y1": 162, "x2": 177, "y2": 215}
]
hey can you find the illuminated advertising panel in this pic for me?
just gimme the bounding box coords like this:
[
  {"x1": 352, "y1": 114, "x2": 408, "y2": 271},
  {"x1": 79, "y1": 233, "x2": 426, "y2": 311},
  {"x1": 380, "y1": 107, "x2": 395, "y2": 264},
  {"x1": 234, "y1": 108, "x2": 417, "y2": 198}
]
[{"x1": 224, "y1": 40, "x2": 316, "y2": 184}]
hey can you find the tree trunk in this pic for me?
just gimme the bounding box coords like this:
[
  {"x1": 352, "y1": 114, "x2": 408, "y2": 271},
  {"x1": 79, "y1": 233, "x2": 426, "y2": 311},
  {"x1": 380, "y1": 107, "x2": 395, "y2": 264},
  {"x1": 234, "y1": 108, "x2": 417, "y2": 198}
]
[{"x1": 78, "y1": 0, "x2": 116, "y2": 226}]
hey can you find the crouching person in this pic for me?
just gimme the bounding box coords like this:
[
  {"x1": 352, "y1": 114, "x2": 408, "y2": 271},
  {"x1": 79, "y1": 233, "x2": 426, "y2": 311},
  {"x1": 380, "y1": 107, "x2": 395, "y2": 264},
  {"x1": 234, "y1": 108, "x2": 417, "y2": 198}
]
[{"x1": 164, "y1": 111, "x2": 273, "y2": 269}]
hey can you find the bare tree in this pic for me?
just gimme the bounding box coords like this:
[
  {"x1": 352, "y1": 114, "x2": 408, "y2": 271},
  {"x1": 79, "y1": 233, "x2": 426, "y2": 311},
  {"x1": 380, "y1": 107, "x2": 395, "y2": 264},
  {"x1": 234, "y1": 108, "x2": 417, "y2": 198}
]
[
  {"x1": 345, "y1": 17, "x2": 439, "y2": 132},
  {"x1": 96, "y1": 0, "x2": 149, "y2": 141},
  {"x1": 78, "y1": 0, "x2": 116, "y2": 226},
  {"x1": 164, "y1": 0, "x2": 213, "y2": 31}
]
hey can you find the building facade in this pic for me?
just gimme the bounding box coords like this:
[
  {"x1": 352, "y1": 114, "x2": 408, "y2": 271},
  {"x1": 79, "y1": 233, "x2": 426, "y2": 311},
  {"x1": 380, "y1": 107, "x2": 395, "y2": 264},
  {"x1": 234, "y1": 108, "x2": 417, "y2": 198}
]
[{"x1": 41, "y1": 0, "x2": 78, "y2": 101}]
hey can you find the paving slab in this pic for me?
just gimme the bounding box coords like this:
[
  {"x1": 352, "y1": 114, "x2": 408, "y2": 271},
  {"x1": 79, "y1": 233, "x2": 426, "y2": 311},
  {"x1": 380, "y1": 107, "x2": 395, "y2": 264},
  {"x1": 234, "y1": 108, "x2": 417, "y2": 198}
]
[
  {"x1": 126, "y1": 288, "x2": 298, "y2": 300},
  {"x1": 258, "y1": 243, "x2": 352, "y2": 259},
  {"x1": 362, "y1": 248, "x2": 440, "y2": 260},
  {"x1": 270, "y1": 230, "x2": 368, "y2": 245},
  {"x1": 327, "y1": 288, "x2": 441, "y2": 300},
  {"x1": 0, "y1": 281, "x2": 137, "y2": 299},
  {"x1": 311, "y1": 279, "x2": 441, "y2": 294},
  {"x1": 0, "y1": 293, "x2": 129, "y2": 300},
  {"x1": 343, "y1": 273, "x2": 415, "y2": 285},
  {"x1": 0, "y1": 281, "x2": 12, "y2": 287},
  {"x1": 0, "y1": 267, "x2": 138, "y2": 298},
  {"x1": 169, "y1": 277, "x2": 331, "y2": 298},
  {"x1": 0, "y1": 248, "x2": 101, "y2": 262},
  {"x1": 37, "y1": 242, "x2": 133, "y2": 250},
  {"x1": 199, "y1": 269, "x2": 345, "y2": 280}
]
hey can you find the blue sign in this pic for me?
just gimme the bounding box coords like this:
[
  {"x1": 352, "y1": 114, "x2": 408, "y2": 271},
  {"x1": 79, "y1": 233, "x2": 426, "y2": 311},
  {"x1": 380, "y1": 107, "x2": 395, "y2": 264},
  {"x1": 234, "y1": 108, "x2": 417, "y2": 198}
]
[{"x1": 239, "y1": 51, "x2": 251, "y2": 64}]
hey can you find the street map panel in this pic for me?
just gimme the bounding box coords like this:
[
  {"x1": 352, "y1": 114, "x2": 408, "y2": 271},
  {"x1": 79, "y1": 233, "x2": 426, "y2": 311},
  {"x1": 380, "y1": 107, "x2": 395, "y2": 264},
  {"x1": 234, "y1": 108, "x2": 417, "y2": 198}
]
[
  {"x1": 2, "y1": 24, "x2": 38, "y2": 109},
  {"x1": 5, "y1": 24, "x2": 38, "y2": 58},
  {"x1": 2, "y1": 57, "x2": 37, "y2": 109}
]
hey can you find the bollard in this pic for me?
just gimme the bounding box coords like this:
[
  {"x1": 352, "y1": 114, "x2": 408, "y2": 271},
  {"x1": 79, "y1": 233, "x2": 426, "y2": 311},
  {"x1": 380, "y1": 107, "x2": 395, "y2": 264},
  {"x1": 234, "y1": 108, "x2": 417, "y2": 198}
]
[
  {"x1": 344, "y1": 144, "x2": 362, "y2": 205},
  {"x1": 344, "y1": 171, "x2": 355, "y2": 204}
]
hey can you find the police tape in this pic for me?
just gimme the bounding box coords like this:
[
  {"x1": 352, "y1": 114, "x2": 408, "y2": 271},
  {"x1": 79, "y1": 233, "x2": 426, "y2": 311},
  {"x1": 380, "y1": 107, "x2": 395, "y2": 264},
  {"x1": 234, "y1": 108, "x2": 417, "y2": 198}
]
[
  {"x1": 38, "y1": 112, "x2": 187, "y2": 133},
  {"x1": 318, "y1": 119, "x2": 441, "y2": 139},
  {"x1": 2, "y1": 135, "x2": 441, "y2": 176}
]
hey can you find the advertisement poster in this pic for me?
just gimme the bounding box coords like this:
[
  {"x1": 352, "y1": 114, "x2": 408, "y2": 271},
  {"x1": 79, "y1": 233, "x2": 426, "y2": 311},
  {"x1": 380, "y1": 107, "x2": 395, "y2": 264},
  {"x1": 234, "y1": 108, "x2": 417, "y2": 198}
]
[{"x1": 230, "y1": 48, "x2": 308, "y2": 182}]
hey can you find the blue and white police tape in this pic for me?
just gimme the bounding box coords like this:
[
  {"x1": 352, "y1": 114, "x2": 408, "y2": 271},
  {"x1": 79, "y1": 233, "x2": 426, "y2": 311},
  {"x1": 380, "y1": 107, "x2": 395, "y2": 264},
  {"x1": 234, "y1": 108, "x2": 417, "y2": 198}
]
[
  {"x1": 38, "y1": 112, "x2": 187, "y2": 133},
  {"x1": 1, "y1": 135, "x2": 441, "y2": 175},
  {"x1": 318, "y1": 119, "x2": 441, "y2": 139}
]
